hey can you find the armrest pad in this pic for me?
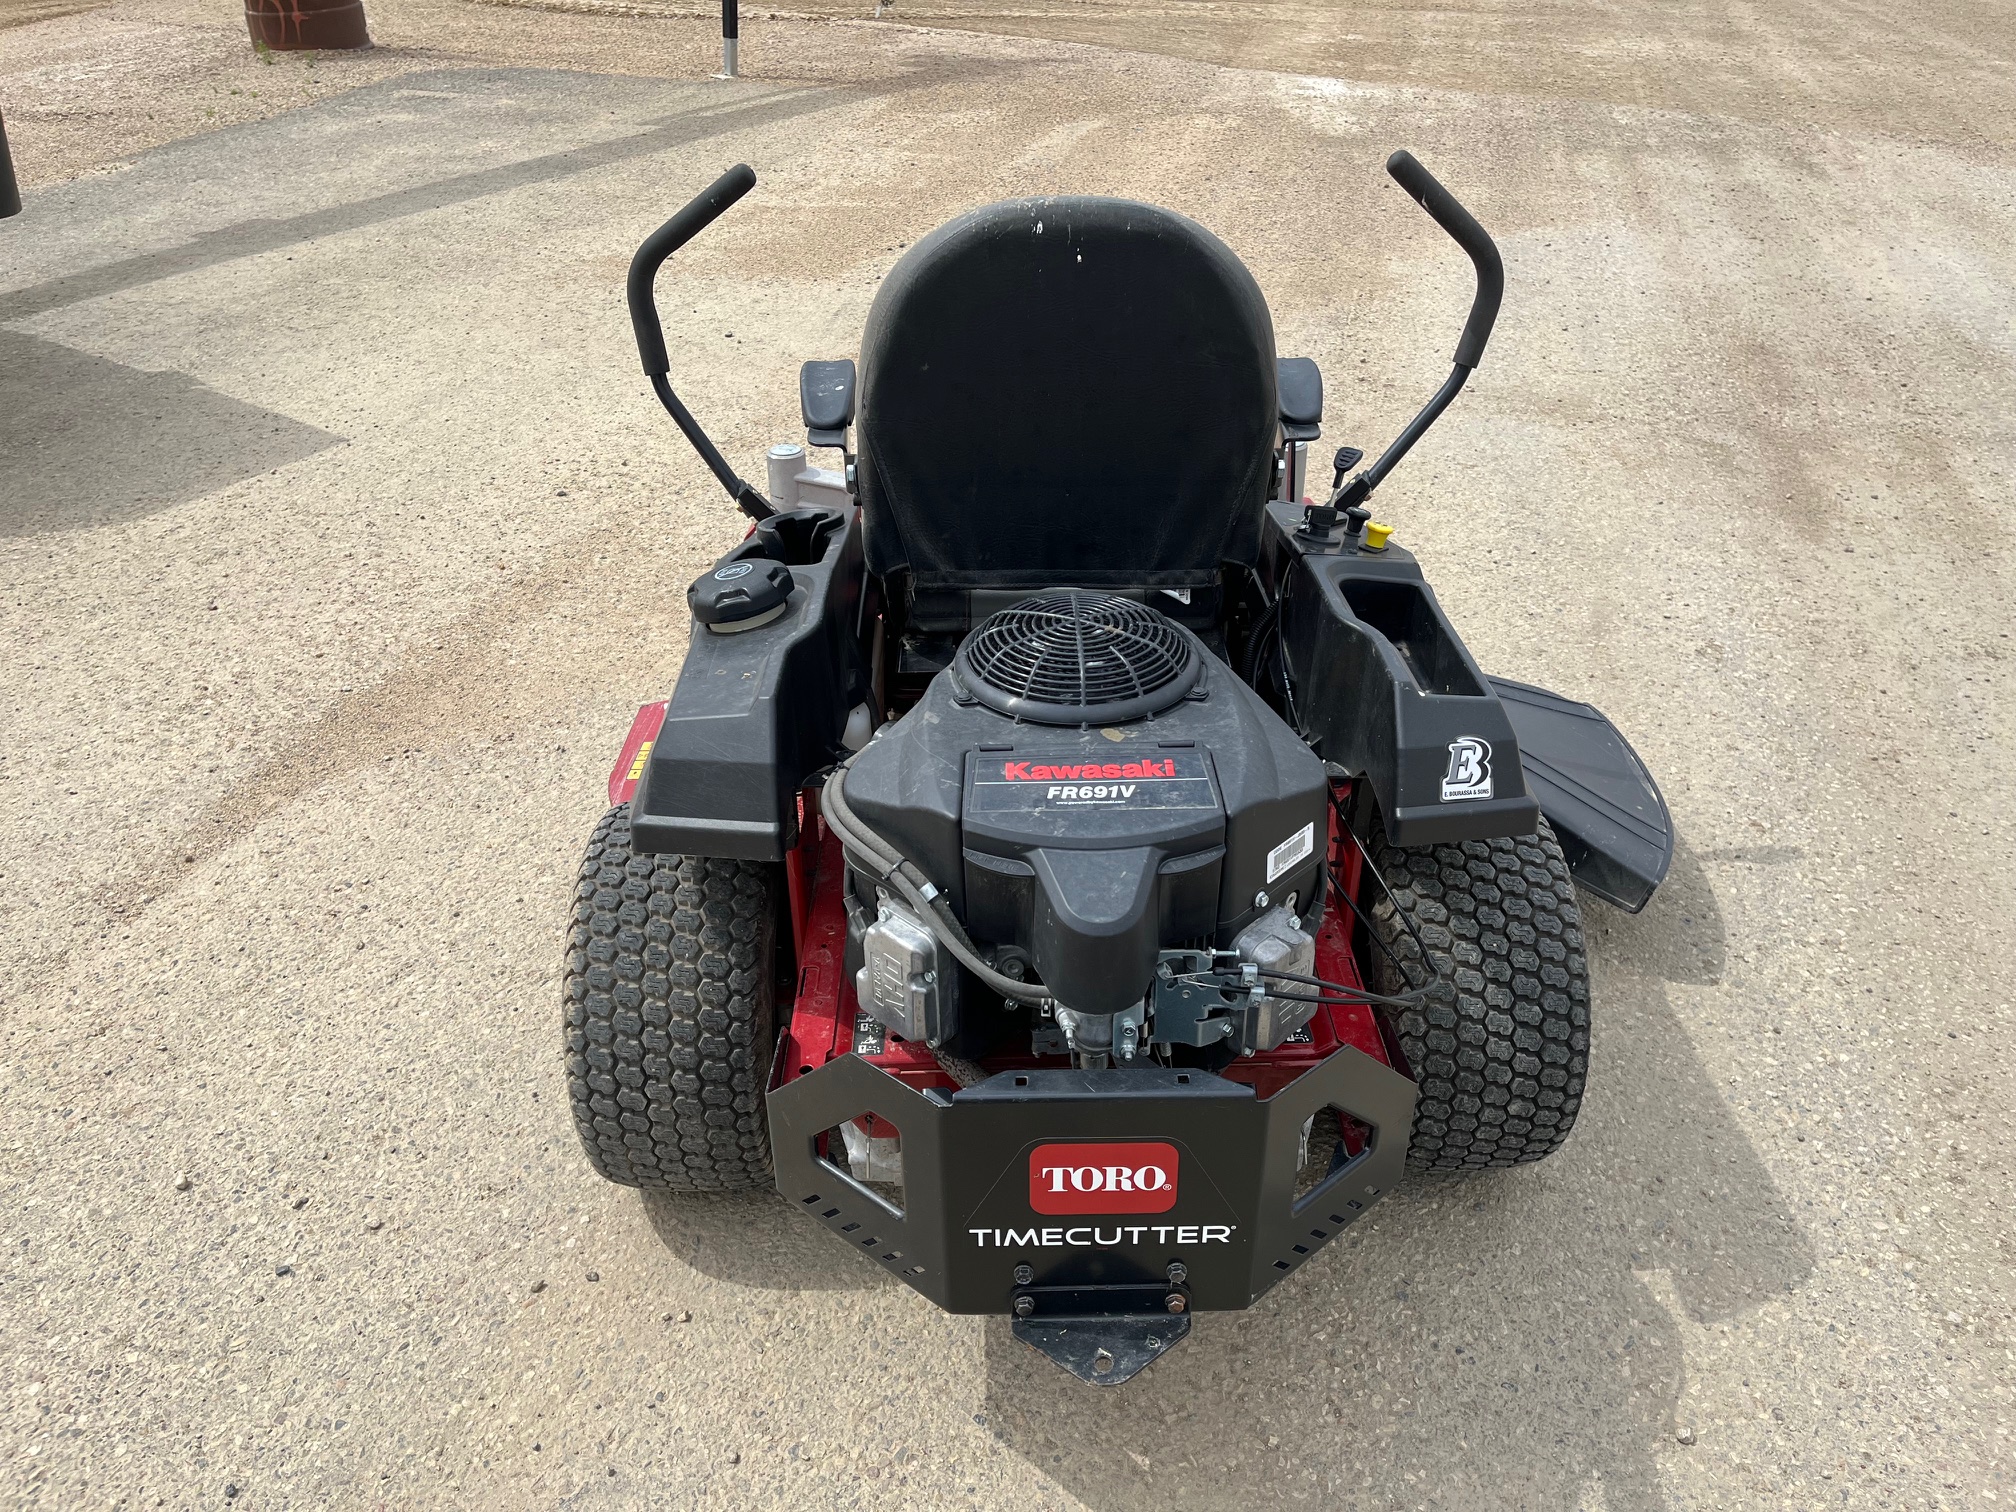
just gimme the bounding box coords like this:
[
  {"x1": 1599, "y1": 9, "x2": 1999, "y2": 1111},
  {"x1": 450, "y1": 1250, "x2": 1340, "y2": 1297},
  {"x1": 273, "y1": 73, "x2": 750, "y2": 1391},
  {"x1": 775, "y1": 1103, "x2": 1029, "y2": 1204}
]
[
  {"x1": 1277, "y1": 356, "x2": 1322, "y2": 437},
  {"x1": 801, "y1": 358, "x2": 857, "y2": 446}
]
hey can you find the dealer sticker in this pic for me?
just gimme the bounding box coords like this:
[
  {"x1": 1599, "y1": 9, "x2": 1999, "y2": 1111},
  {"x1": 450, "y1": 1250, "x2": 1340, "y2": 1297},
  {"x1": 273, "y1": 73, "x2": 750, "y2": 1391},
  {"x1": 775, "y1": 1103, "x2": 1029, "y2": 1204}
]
[
  {"x1": 1441, "y1": 737, "x2": 1494, "y2": 801},
  {"x1": 1266, "y1": 821, "x2": 1314, "y2": 883}
]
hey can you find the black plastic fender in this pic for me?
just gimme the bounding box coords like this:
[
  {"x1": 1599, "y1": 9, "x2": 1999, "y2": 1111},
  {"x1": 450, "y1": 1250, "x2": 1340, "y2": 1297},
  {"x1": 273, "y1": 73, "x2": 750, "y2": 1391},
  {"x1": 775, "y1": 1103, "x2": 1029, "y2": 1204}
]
[
  {"x1": 629, "y1": 506, "x2": 865, "y2": 860},
  {"x1": 1267, "y1": 503, "x2": 1540, "y2": 847}
]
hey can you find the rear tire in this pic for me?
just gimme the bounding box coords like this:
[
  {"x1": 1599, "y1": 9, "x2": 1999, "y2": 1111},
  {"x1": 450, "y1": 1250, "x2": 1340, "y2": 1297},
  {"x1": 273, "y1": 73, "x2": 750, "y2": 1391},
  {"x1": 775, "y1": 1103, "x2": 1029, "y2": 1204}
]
[
  {"x1": 563, "y1": 805, "x2": 780, "y2": 1191},
  {"x1": 1364, "y1": 815, "x2": 1590, "y2": 1172}
]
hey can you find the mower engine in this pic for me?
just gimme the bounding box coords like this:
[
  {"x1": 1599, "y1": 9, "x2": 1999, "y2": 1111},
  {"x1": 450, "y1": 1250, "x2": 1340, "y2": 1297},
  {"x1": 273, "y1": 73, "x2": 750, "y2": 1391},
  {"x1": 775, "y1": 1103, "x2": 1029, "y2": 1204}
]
[{"x1": 835, "y1": 591, "x2": 1329, "y2": 1069}]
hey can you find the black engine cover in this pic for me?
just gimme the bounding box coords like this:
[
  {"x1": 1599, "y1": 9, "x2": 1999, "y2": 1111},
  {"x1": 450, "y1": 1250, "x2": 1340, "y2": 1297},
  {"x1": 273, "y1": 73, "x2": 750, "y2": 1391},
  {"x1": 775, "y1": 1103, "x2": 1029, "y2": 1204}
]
[{"x1": 842, "y1": 653, "x2": 1327, "y2": 1015}]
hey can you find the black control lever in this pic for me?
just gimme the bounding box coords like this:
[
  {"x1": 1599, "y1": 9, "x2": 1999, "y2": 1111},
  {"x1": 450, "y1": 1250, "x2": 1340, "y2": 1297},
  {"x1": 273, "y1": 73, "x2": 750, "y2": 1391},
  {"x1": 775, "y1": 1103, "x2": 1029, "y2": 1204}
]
[
  {"x1": 627, "y1": 163, "x2": 775, "y2": 522},
  {"x1": 1388, "y1": 149, "x2": 1503, "y2": 369},
  {"x1": 1334, "y1": 151, "x2": 1505, "y2": 512}
]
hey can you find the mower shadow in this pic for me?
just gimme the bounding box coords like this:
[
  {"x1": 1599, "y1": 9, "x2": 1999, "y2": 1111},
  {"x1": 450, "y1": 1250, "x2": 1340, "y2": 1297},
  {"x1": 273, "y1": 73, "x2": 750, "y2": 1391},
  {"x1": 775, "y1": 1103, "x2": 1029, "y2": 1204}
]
[
  {"x1": 0, "y1": 329, "x2": 340, "y2": 538},
  {"x1": 1587, "y1": 834, "x2": 1730, "y2": 987},
  {"x1": 637, "y1": 1188, "x2": 900, "y2": 1295},
  {"x1": 980, "y1": 844, "x2": 1810, "y2": 1512}
]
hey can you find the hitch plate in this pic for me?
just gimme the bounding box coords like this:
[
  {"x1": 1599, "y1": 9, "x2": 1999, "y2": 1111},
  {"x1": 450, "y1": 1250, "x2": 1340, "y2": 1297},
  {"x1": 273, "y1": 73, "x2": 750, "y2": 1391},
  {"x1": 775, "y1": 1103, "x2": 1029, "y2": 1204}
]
[
  {"x1": 1012, "y1": 1313, "x2": 1192, "y2": 1386},
  {"x1": 768, "y1": 1050, "x2": 1415, "y2": 1317}
]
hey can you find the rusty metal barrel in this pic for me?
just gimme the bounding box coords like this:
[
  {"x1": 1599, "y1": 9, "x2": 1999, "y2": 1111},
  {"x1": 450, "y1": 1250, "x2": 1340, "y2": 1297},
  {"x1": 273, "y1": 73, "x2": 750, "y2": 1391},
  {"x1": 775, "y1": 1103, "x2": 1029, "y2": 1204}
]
[{"x1": 245, "y1": 0, "x2": 370, "y2": 50}]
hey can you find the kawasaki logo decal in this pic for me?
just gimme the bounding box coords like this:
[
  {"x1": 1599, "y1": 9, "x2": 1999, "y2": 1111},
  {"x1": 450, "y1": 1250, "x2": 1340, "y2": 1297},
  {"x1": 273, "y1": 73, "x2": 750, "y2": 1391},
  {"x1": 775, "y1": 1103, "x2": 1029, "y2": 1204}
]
[
  {"x1": 1000, "y1": 759, "x2": 1178, "y2": 782},
  {"x1": 967, "y1": 747, "x2": 1220, "y2": 816}
]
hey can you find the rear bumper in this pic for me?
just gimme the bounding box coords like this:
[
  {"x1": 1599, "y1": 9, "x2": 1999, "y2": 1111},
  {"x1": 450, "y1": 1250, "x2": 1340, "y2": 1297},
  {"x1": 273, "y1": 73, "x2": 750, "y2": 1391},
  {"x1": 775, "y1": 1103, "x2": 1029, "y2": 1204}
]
[{"x1": 766, "y1": 1046, "x2": 1416, "y2": 1316}]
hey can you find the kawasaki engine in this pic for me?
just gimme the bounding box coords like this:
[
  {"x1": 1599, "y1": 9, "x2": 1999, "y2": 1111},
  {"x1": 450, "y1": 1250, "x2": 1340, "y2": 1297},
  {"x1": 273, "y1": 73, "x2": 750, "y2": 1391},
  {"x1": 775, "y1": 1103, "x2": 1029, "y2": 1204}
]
[{"x1": 830, "y1": 591, "x2": 1330, "y2": 1068}]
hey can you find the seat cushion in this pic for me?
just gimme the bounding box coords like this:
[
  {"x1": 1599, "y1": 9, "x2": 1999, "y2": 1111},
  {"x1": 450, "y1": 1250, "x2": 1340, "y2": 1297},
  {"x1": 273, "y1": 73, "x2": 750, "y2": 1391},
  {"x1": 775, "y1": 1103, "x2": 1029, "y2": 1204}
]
[{"x1": 856, "y1": 196, "x2": 1279, "y2": 588}]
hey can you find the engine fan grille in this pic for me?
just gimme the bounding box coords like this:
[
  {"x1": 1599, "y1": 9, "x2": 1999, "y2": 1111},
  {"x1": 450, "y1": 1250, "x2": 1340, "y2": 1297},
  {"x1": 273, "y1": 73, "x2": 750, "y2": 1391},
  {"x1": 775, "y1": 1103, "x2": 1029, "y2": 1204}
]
[{"x1": 955, "y1": 591, "x2": 1201, "y2": 724}]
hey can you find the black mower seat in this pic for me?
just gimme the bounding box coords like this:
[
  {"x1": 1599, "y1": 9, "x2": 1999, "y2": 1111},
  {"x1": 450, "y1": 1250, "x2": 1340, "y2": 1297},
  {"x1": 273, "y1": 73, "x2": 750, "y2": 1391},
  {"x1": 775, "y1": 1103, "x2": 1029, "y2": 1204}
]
[{"x1": 855, "y1": 196, "x2": 1279, "y2": 597}]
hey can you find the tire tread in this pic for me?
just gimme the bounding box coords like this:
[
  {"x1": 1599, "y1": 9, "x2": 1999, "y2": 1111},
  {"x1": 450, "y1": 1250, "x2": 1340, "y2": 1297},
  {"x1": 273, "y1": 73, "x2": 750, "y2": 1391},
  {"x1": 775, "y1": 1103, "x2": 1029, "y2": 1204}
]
[
  {"x1": 1366, "y1": 816, "x2": 1591, "y2": 1172},
  {"x1": 563, "y1": 805, "x2": 777, "y2": 1190}
]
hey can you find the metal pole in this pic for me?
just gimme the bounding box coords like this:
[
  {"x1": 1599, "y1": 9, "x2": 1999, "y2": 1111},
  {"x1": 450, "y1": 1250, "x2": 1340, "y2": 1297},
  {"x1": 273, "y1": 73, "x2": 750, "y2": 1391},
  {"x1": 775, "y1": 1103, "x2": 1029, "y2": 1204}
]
[
  {"x1": 717, "y1": 0, "x2": 738, "y2": 76},
  {"x1": 0, "y1": 112, "x2": 22, "y2": 220}
]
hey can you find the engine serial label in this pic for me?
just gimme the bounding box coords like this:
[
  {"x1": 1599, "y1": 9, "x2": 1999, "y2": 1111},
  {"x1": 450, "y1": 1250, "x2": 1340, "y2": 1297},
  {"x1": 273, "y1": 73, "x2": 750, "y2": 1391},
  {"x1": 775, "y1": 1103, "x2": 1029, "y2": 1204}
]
[{"x1": 966, "y1": 749, "x2": 1220, "y2": 814}]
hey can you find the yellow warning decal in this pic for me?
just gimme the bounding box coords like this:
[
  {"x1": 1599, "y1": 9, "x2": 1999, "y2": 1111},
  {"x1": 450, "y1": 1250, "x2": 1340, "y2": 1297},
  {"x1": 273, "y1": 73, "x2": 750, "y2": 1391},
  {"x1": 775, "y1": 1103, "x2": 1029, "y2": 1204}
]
[{"x1": 626, "y1": 741, "x2": 654, "y2": 782}]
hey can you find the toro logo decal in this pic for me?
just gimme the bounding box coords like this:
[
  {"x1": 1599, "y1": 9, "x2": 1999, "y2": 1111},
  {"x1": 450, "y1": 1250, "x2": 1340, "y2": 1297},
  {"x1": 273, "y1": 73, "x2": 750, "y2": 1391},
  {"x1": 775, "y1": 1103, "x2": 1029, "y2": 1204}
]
[{"x1": 1029, "y1": 1142, "x2": 1178, "y2": 1215}]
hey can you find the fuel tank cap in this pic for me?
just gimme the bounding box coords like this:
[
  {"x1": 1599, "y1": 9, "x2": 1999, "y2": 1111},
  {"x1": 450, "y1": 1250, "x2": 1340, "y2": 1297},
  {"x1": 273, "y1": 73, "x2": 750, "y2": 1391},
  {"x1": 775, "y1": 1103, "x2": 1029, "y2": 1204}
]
[{"x1": 689, "y1": 557, "x2": 794, "y2": 632}]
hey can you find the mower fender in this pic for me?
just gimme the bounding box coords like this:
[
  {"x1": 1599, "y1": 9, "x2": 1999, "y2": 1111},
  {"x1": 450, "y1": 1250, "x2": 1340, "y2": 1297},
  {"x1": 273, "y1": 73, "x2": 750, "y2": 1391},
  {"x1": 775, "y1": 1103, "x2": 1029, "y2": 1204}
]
[
  {"x1": 630, "y1": 507, "x2": 865, "y2": 860},
  {"x1": 1266, "y1": 504, "x2": 1539, "y2": 847}
]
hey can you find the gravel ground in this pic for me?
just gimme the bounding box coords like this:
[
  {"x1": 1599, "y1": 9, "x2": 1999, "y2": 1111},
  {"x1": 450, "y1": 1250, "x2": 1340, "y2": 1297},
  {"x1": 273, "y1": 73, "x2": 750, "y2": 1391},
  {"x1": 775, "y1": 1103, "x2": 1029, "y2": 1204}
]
[
  {"x1": 1, "y1": 0, "x2": 2011, "y2": 1508},
  {"x1": 0, "y1": 0, "x2": 105, "y2": 34}
]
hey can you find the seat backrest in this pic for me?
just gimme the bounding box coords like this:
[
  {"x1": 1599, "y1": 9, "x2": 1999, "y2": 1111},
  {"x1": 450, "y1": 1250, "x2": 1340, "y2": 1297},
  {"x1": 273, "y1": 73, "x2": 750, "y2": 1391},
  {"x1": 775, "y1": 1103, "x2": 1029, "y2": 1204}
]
[{"x1": 856, "y1": 196, "x2": 1279, "y2": 593}]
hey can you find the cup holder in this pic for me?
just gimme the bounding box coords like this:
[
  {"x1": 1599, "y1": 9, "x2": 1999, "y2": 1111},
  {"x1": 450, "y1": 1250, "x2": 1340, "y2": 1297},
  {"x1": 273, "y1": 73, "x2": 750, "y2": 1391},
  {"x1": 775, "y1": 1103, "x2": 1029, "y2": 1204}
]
[{"x1": 756, "y1": 507, "x2": 846, "y2": 566}]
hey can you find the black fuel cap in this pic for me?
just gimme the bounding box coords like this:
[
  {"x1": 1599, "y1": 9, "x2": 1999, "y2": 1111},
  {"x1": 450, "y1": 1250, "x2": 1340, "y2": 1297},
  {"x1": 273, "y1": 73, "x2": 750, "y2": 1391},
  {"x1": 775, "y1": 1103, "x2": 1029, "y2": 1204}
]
[{"x1": 689, "y1": 557, "x2": 794, "y2": 632}]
